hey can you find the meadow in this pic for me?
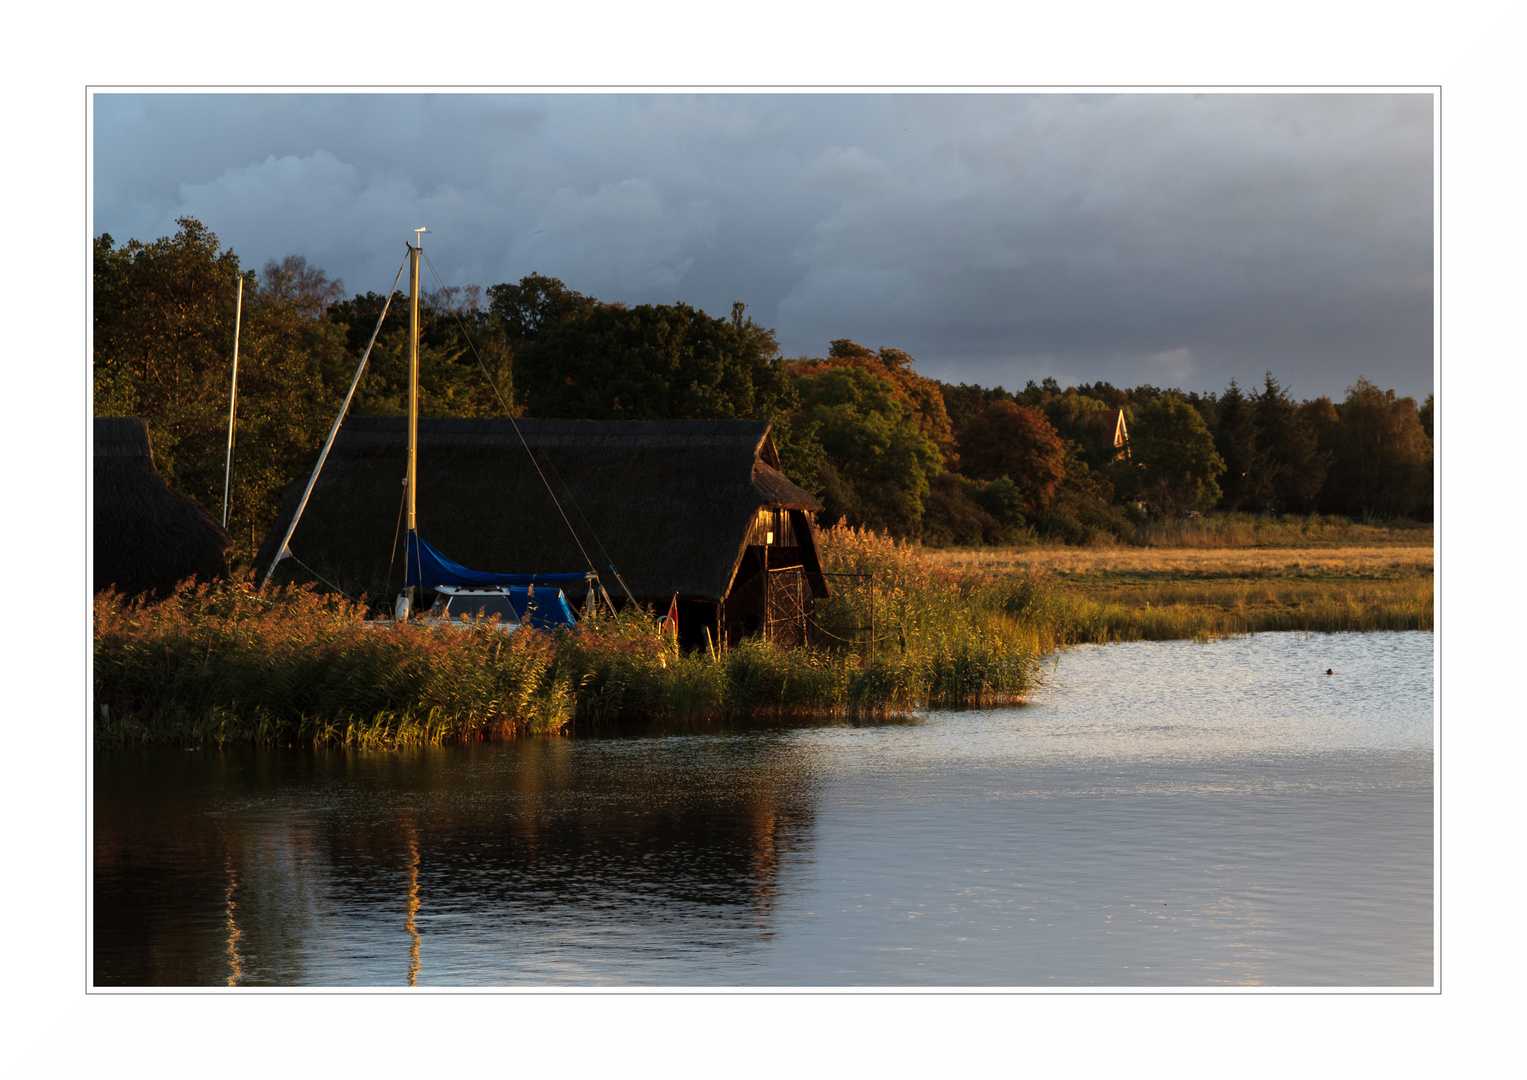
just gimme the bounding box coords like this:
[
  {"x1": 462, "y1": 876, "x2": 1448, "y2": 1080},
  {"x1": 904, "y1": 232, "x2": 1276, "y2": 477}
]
[
  {"x1": 1128, "y1": 512, "x2": 1431, "y2": 549},
  {"x1": 930, "y1": 514, "x2": 1433, "y2": 642}
]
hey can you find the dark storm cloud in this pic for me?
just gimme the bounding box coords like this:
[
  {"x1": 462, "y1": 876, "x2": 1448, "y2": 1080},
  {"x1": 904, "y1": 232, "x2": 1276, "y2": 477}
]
[{"x1": 92, "y1": 92, "x2": 1434, "y2": 400}]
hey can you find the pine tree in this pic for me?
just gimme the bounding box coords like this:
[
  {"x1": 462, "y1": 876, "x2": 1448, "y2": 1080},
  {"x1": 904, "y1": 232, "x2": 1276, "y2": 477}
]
[
  {"x1": 1253, "y1": 373, "x2": 1326, "y2": 513},
  {"x1": 1214, "y1": 379, "x2": 1272, "y2": 511}
]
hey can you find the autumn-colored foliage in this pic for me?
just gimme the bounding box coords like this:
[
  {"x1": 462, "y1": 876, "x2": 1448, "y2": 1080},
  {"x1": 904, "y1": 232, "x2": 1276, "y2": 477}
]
[{"x1": 955, "y1": 399, "x2": 1066, "y2": 515}]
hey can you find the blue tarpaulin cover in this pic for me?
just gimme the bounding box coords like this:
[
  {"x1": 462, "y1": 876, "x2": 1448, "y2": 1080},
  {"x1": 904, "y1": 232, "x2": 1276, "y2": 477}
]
[
  {"x1": 405, "y1": 531, "x2": 589, "y2": 590},
  {"x1": 438, "y1": 586, "x2": 577, "y2": 630},
  {"x1": 492, "y1": 586, "x2": 578, "y2": 630}
]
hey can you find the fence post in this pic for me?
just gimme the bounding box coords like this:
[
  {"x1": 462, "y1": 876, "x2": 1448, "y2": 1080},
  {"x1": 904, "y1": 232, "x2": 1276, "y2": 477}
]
[
  {"x1": 762, "y1": 543, "x2": 770, "y2": 643},
  {"x1": 799, "y1": 568, "x2": 807, "y2": 645},
  {"x1": 869, "y1": 577, "x2": 875, "y2": 664}
]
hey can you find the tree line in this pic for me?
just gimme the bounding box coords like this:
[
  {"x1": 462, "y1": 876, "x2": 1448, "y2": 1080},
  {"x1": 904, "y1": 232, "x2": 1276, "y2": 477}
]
[{"x1": 94, "y1": 218, "x2": 1433, "y2": 556}]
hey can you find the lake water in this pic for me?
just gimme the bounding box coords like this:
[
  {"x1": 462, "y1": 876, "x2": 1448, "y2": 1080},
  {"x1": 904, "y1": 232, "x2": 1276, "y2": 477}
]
[{"x1": 93, "y1": 631, "x2": 1434, "y2": 988}]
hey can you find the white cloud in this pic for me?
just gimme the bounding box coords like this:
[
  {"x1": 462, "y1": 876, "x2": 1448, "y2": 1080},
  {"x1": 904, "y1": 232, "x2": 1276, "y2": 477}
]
[{"x1": 1150, "y1": 347, "x2": 1195, "y2": 383}]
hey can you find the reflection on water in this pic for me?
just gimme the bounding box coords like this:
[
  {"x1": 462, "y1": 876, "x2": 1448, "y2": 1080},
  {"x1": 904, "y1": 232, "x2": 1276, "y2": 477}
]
[
  {"x1": 94, "y1": 632, "x2": 1433, "y2": 987},
  {"x1": 404, "y1": 825, "x2": 420, "y2": 987},
  {"x1": 223, "y1": 856, "x2": 241, "y2": 987}
]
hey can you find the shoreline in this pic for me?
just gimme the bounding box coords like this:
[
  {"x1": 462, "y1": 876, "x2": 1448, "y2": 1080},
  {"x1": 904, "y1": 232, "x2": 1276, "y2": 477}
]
[{"x1": 94, "y1": 527, "x2": 1433, "y2": 749}]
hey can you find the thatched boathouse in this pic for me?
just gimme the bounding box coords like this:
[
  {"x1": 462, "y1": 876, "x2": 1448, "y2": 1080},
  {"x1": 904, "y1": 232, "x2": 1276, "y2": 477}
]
[
  {"x1": 255, "y1": 418, "x2": 828, "y2": 648},
  {"x1": 94, "y1": 417, "x2": 233, "y2": 598}
]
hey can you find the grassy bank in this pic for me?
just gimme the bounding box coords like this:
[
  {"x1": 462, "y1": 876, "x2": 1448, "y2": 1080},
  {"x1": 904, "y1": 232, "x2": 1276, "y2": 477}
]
[{"x1": 94, "y1": 527, "x2": 1050, "y2": 748}]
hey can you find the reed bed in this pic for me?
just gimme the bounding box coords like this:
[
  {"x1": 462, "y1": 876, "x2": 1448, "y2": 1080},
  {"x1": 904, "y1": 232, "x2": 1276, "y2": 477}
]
[
  {"x1": 94, "y1": 521, "x2": 1432, "y2": 749},
  {"x1": 94, "y1": 530, "x2": 1049, "y2": 748},
  {"x1": 812, "y1": 523, "x2": 1055, "y2": 686},
  {"x1": 93, "y1": 580, "x2": 575, "y2": 749}
]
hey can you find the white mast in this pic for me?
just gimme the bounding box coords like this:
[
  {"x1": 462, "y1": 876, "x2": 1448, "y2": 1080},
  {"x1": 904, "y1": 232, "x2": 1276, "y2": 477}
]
[{"x1": 221, "y1": 275, "x2": 244, "y2": 528}]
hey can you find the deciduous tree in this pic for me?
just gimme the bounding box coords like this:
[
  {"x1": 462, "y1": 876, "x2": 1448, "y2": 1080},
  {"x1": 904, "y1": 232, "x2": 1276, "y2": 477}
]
[
  {"x1": 486, "y1": 272, "x2": 600, "y2": 345},
  {"x1": 790, "y1": 340, "x2": 956, "y2": 464},
  {"x1": 93, "y1": 219, "x2": 360, "y2": 553},
  {"x1": 93, "y1": 218, "x2": 245, "y2": 496},
  {"x1": 791, "y1": 365, "x2": 944, "y2": 536},
  {"x1": 956, "y1": 399, "x2": 1066, "y2": 516},
  {"x1": 515, "y1": 302, "x2": 792, "y2": 422},
  {"x1": 1128, "y1": 393, "x2": 1226, "y2": 515},
  {"x1": 1040, "y1": 391, "x2": 1119, "y2": 471},
  {"x1": 1320, "y1": 377, "x2": 1432, "y2": 519}
]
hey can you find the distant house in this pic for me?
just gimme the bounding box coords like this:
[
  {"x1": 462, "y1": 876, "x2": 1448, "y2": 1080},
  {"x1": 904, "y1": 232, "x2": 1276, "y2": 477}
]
[
  {"x1": 1089, "y1": 409, "x2": 1130, "y2": 460},
  {"x1": 94, "y1": 417, "x2": 233, "y2": 597},
  {"x1": 254, "y1": 417, "x2": 829, "y2": 649}
]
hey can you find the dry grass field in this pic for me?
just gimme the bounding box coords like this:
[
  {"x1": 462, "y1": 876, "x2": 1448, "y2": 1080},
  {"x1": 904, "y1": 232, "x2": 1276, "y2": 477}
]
[
  {"x1": 1130, "y1": 514, "x2": 1432, "y2": 549},
  {"x1": 928, "y1": 544, "x2": 1433, "y2": 581},
  {"x1": 926, "y1": 531, "x2": 1434, "y2": 640}
]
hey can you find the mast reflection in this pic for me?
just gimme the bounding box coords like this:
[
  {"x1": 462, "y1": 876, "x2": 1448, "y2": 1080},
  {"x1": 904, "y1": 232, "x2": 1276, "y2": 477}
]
[
  {"x1": 405, "y1": 825, "x2": 421, "y2": 987},
  {"x1": 224, "y1": 855, "x2": 243, "y2": 987},
  {"x1": 95, "y1": 731, "x2": 827, "y2": 986}
]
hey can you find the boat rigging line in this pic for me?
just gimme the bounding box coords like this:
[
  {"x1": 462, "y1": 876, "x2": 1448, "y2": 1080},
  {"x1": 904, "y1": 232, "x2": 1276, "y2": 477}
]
[
  {"x1": 283, "y1": 551, "x2": 360, "y2": 603},
  {"x1": 419, "y1": 249, "x2": 633, "y2": 611},
  {"x1": 259, "y1": 250, "x2": 409, "y2": 591}
]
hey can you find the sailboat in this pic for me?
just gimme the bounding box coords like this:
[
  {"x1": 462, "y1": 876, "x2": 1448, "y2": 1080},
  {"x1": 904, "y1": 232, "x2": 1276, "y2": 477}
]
[{"x1": 263, "y1": 229, "x2": 601, "y2": 632}]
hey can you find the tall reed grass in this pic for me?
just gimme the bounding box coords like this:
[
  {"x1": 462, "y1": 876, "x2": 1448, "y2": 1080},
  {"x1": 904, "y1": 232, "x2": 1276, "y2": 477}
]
[
  {"x1": 813, "y1": 524, "x2": 1054, "y2": 691},
  {"x1": 94, "y1": 530, "x2": 1051, "y2": 748},
  {"x1": 95, "y1": 520, "x2": 1430, "y2": 749},
  {"x1": 94, "y1": 579, "x2": 574, "y2": 748}
]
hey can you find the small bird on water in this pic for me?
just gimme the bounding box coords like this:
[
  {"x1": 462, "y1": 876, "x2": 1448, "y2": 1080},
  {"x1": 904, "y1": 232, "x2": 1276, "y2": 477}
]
[{"x1": 1325, "y1": 668, "x2": 1334, "y2": 675}]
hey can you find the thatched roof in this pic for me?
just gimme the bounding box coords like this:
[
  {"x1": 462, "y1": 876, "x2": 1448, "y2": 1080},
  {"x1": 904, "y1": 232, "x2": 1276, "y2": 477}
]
[
  {"x1": 94, "y1": 418, "x2": 233, "y2": 597},
  {"x1": 256, "y1": 417, "x2": 822, "y2": 603}
]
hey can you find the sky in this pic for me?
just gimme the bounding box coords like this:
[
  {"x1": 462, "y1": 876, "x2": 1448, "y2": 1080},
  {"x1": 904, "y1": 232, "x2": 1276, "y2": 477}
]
[{"x1": 92, "y1": 91, "x2": 1435, "y2": 402}]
